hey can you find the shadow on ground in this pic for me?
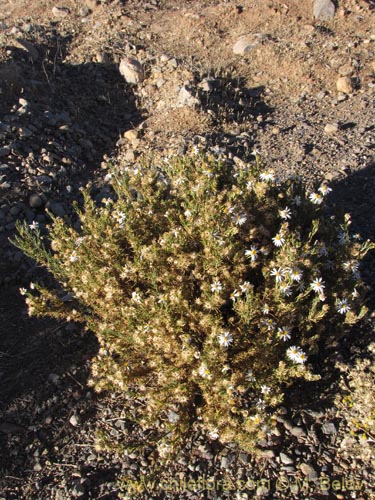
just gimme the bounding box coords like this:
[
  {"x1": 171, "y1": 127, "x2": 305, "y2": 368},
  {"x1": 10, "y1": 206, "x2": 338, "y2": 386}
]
[{"x1": 0, "y1": 26, "x2": 140, "y2": 496}]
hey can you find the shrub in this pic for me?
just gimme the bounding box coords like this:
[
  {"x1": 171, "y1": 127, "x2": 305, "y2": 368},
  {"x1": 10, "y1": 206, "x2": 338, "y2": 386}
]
[
  {"x1": 13, "y1": 152, "x2": 374, "y2": 454},
  {"x1": 336, "y1": 343, "x2": 375, "y2": 460}
]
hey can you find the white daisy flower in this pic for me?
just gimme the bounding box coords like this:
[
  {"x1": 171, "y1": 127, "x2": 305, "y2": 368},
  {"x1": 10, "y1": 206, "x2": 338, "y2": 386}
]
[
  {"x1": 310, "y1": 278, "x2": 325, "y2": 294},
  {"x1": 210, "y1": 280, "x2": 223, "y2": 293},
  {"x1": 343, "y1": 260, "x2": 359, "y2": 274},
  {"x1": 69, "y1": 252, "x2": 78, "y2": 263},
  {"x1": 289, "y1": 268, "x2": 303, "y2": 282},
  {"x1": 29, "y1": 221, "x2": 39, "y2": 231},
  {"x1": 270, "y1": 267, "x2": 286, "y2": 283},
  {"x1": 245, "y1": 369, "x2": 256, "y2": 382},
  {"x1": 262, "y1": 318, "x2": 276, "y2": 331},
  {"x1": 260, "y1": 170, "x2": 275, "y2": 182},
  {"x1": 218, "y1": 331, "x2": 234, "y2": 347},
  {"x1": 131, "y1": 291, "x2": 142, "y2": 303},
  {"x1": 309, "y1": 192, "x2": 323, "y2": 205},
  {"x1": 256, "y1": 399, "x2": 266, "y2": 410},
  {"x1": 272, "y1": 233, "x2": 285, "y2": 247},
  {"x1": 277, "y1": 327, "x2": 291, "y2": 341},
  {"x1": 352, "y1": 288, "x2": 359, "y2": 299},
  {"x1": 250, "y1": 414, "x2": 262, "y2": 425},
  {"x1": 336, "y1": 298, "x2": 351, "y2": 314},
  {"x1": 286, "y1": 345, "x2": 307, "y2": 364},
  {"x1": 75, "y1": 237, "x2": 84, "y2": 247},
  {"x1": 232, "y1": 213, "x2": 247, "y2": 226},
  {"x1": 318, "y1": 183, "x2": 332, "y2": 196},
  {"x1": 279, "y1": 282, "x2": 292, "y2": 297},
  {"x1": 261, "y1": 385, "x2": 271, "y2": 394},
  {"x1": 184, "y1": 209, "x2": 192, "y2": 218},
  {"x1": 262, "y1": 304, "x2": 270, "y2": 315},
  {"x1": 199, "y1": 363, "x2": 211, "y2": 379},
  {"x1": 279, "y1": 207, "x2": 292, "y2": 220},
  {"x1": 245, "y1": 246, "x2": 258, "y2": 262},
  {"x1": 230, "y1": 289, "x2": 241, "y2": 301},
  {"x1": 240, "y1": 281, "x2": 251, "y2": 293}
]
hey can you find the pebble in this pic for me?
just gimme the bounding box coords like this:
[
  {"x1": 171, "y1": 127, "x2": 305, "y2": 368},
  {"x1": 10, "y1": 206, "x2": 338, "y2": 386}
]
[
  {"x1": 33, "y1": 461, "x2": 43, "y2": 472},
  {"x1": 177, "y1": 85, "x2": 199, "y2": 107},
  {"x1": 313, "y1": 0, "x2": 335, "y2": 20},
  {"x1": 290, "y1": 426, "x2": 306, "y2": 438},
  {"x1": 300, "y1": 462, "x2": 319, "y2": 479},
  {"x1": 119, "y1": 57, "x2": 144, "y2": 84},
  {"x1": 29, "y1": 194, "x2": 44, "y2": 208},
  {"x1": 51, "y1": 6, "x2": 70, "y2": 18},
  {"x1": 322, "y1": 422, "x2": 337, "y2": 435},
  {"x1": 0, "y1": 147, "x2": 10, "y2": 157},
  {"x1": 279, "y1": 452, "x2": 294, "y2": 465},
  {"x1": 233, "y1": 36, "x2": 259, "y2": 55},
  {"x1": 324, "y1": 123, "x2": 339, "y2": 134},
  {"x1": 69, "y1": 415, "x2": 79, "y2": 427},
  {"x1": 336, "y1": 76, "x2": 353, "y2": 94}
]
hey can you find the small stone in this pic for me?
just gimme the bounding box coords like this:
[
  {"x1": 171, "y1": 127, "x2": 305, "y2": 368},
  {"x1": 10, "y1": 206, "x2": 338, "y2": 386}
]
[
  {"x1": 33, "y1": 461, "x2": 43, "y2": 472},
  {"x1": 279, "y1": 452, "x2": 294, "y2": 465},
  {"x1": 322, "y1": 422, "x2": 337, "y2": 435},
  {"x1": 233, "y1": 34, "x2": 265, "y2": 55},
  {"x1": 69, "y1": 415, "x2": 79, "y2": 427},
  {"x1": 29, "y1": 194, "x2": 44, "y2": 209},
  {"x1": 336, "y1": 76, "x2": 353, "y2": 94},
  {"x1": 198, "y1": 78, "x2": 214, "y2": 92},
  {"x1": 300, "y1": 462, "x2": 318, "y2": 480},
  {"x1": 324, "y1": 123, "x2": 339, "y2": 134},
  {"x1": 290, "y1": 426, "x2": 306, "y2": 438},
  {"x1": 220, "y1": 456, "x2": 229, "y2": 469},
  {"x1": 119, "y1": 57, "x2": 143, "y2": 84},
  {"x1": 313, "y1": 0, "x2": 335, "y2": 20},
  {"x1": 177, "y1": 85, "x2": 199, "y2": 107},
  {"x1": 0, "y1": 147, "x2": 10, "y2": 157},
  {"x1": 51, "y1": 6, "x2": 70, "y2": 18}
]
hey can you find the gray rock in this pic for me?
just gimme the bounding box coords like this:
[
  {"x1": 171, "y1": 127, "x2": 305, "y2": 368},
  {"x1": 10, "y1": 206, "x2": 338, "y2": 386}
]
[
  {"x1": 300, "y1": 462, "x2": 318, "y2": 480},
  {"x1": 322, "y1": 422, "x2": 337, "y2": 435},
  {"x1": 177, "y1": 85, "x2": 199, "y2": 107},
  {"x1": 279, "y1": 452, "x2": 294, "y2": 465},
  {"x1": 33, "y1": 461, "x2": 43, "y2": 472},
  {"x1": 290, "y1": 426, "x2": 306, "y2": 438},
  {"x1": 233, "y1": 34, "x2": 266, "y2": 55},
  {"x1": 324, "y1": 123, "x2": 339, "y2": 134},
  {"x1": 29, "y1": 194, "x2": 44, "y2": 209},
  {"x1": 119, "y1": 57, "x2": 143, "y2": 84},
  {"x1": 0, "y1": 147, "x2": 10, "y2": 157},
  {"x1": 336, "y1": 76, "x2": 353, "y2": 94},
  {"x1": 313, "y1": 0, "x2": 335, "y2": 20},
  {"x1": 51, "y1": 6, "x2": 70, "y2": 17},
  {"x1": 69, "y1": 414, "x2": 79, "y2": 427}
]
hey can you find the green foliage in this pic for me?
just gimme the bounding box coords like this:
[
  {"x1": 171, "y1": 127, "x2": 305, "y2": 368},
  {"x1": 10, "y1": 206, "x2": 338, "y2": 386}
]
[{"x1": 12, "y1": 152, "x2": 374, "y2": 455}]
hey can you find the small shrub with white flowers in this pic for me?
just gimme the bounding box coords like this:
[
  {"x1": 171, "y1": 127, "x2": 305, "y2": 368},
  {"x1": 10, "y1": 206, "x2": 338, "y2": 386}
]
[{"x1": 13, "y1": 152, "x2": 374, "y2": 454}]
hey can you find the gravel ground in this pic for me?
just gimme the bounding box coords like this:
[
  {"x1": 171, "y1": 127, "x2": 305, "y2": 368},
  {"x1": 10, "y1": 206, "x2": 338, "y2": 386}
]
[{"x1": 1, "y1": 0, "x2": 375, "y2": 499}]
